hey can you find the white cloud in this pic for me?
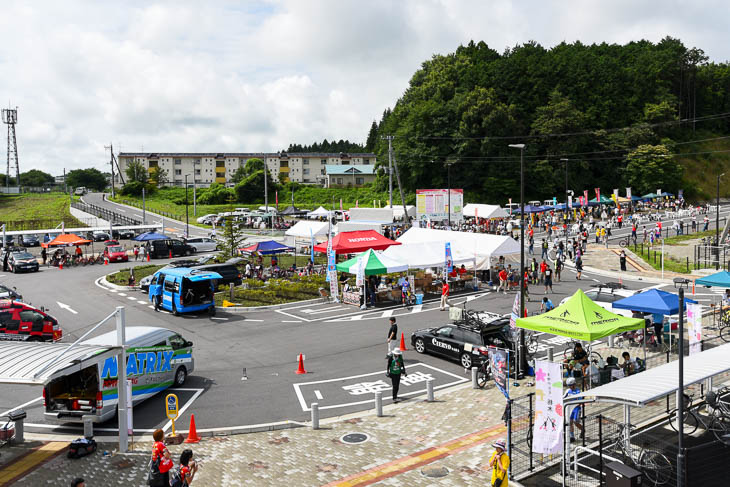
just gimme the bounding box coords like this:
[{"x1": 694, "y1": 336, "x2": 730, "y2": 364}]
[{"x1": 0, "y1": 0, "x2": 726, "y2": 176}]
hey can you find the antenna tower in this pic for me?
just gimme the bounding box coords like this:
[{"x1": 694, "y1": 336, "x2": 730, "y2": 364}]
[{"x1": 2, "y1": 107, "x2": 19, "y2": 190}]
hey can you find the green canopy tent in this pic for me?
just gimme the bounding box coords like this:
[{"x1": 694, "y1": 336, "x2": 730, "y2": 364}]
[
  {"x1": 589, "y1": 195, "x2": 615, "y2": 205},
  {"x1": 336, "y1": 248, "x2": 408, "y2": 275},
  {"x1": 517, "y1": 289, "x2": 646, "y2": 384}
]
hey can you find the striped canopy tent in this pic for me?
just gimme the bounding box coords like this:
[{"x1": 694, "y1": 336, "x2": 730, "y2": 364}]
[{"x1": 336, "y1": 249, "x2": 408, "y2": 276}]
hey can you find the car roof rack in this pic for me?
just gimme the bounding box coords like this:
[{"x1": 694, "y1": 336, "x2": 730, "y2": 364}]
[{"x1": 590, "y1": 282, "x2": 627, "y2": 291}]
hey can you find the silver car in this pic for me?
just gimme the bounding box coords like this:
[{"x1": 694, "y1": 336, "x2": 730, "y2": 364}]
[{"x1": 185, "y1": 237, "x2": 219, "y2": 253}]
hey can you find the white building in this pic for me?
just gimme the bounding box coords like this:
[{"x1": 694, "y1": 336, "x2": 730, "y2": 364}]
[{"x1": 117, "y1": 152, "x2": 377, "y2": 187}]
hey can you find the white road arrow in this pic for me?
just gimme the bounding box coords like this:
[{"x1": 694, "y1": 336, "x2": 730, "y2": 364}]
[{"x1": 56, "y1": 301, "x2": 78, "y2": 314}]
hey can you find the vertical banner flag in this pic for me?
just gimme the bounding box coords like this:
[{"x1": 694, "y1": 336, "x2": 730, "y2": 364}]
[
  {"x1": 445, "y1": 242, "x2": 453, "y2": 275},
  {"x1": 568, "y1": 195, "x2": 573, "y2": 209},
  {"x1": 583, "y1": 190, "x2": 588, "y2": 206},
  {"x1": 275, "y1": 191, "x2": 278, "y2": 211},
  {"x1": 532, "y1": 360, "x2": 563, "y2": 454},
  {"x1": 687, "y1": 303, "x2": 703, "y2": 355},
  {"x1": 613, "y1": 189, "x2": 619, "y2": 199},
  {"x1": 509, "y1": 292, "x2": 520, "y2": 329},
  {"x1": 126, "y1": 379, "x2": 134, "y2": 436},
  {"x1": 678, "y1": 189, "x2": 684, "y2": 200},
  {"x1": 488, "y1": 348, "x2": 510, "y2": 400},
  {"x1": 657, "y1": 189, "x2": 662, "y2": 198},
  {"x1": 508, "y1": 198, "x2": 512, "y2": 215},
  {"x1": 626, "y1": 187, "x2": 632, "y2": 200},
  {"x1": 553, "y1": 197, "x2": 557, "y2": 207},
  {"x1": 355, "y1": 256, "x2": 365, "y2": 287},
  {"x1": 329, "y1": 271, "x2": 339, "y2": 300},
  {"x1": 340, "y1": 198, "x2": 343, "y2": 211},
  {"x1": 326, "y1": 235, "x2": 335, "y2": 282},
  {"x1": 594, "y1": 188, "x2": 600, "y2": 201},
  {"x1": 310, "y1": 228, "x2": 316, "y2": 265}
]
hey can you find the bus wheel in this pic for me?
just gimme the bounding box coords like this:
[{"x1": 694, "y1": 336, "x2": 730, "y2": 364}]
[
  {"x1": 174, "y1": 366, "x2": 187, "y2": 386},
  {"x1": 172, "y1": 302, "x2": 179, "y2": 316},
  {"x1": 208, "y1": 306, "x2": 216, "y2": 316}
]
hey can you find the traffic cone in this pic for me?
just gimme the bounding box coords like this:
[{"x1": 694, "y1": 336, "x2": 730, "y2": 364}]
[
  {"x1": 169, "y1": 250, "x2": 172, "y2": 259},
  {"x1": 104, "y1": 256, "x2": 108, "y2": 265},
  {"x1": 295, "y1": 354, "x2": 307, "y2": 374},
  {"x1": 183, "y1": 414, "x2": 200, "y2": 443},
  {"x1": 59, "y1": 260, "x2": 63, "y2": 270},
  {"x1": 146, "y1": 253, "x2": 150, "y2": 262},
  {"x1": 399, "y1": 332, "x2": 408, "y2": 351}
]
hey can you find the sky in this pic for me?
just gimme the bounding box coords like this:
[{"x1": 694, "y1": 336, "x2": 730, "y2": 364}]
[{"x1": 0, "y1": 0, "x2": 727, "y2": 176}]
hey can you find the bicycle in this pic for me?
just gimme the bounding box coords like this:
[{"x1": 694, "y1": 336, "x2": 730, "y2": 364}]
[
  {"x1": 526, "y1": 331, "x2": 539, "y2": 355},
  {"x1": 668, "y1": 390, "x2": 730, "y2": 445},
  {"x1": 605, "y1": 422, "x2": 672, "y2": 486},
  {"x1": 718, "y1": 307, "x2": 730, "y2": 342},
  {"x1": 562, "y1": 341, "x2": 602, "y2": 362}
]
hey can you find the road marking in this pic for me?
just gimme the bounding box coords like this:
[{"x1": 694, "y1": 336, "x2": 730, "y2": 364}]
[
  {"x1": 210, "y1": 317, "x2": 228, "y2": 321},
  {"x1": 314, "y1": 390, "x2": 323, "y2": 400},
  {"x1": 275, "y1": 309, "x2": 313, "y2": 322},
  {"x1": 324, "y1": 423, "x2": 507, "y2": 487},
  {"x1": 411, "y1": 304, "x2": 423, "y2": 313},
  {"x1": 0, "y1": 441, "x2": 68, "y2": 487},
  {"x1": 116, "y1": 208, "x2": 126, "y2": 212},
  {"x1": 292, "y1": 363, "x2": 467, "y2": 412},
  {"x1": 381, "y1": 309, "x2": 394, "y2": 317},
  {"x1": 56, "y1": 301, "x2": 78, "y2": 314},
  {"x1": 127, "y1": 296, "x2": 136, "y2": 300},
  {"x1": 243, "y1": 318, "x2": 264, "y2": 322},
  {"x1": 0, "y1": 397, "x2": 42, "y2": 418},
  {"x1": 282, "y1": 320, "x2": 302, "y2": 323},
  {"x1": 137, "y1": 300, "x2": 147, "y2": 304},
  {"x1": 303, "y1": 306, "x2": 348, "y2": 315},
  {"x1": 118, "y1": 292, "x2": 127, "y2": 297}
]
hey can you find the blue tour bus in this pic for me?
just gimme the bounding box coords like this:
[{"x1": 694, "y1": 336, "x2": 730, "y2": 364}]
[{"x1": 148, "y1": 267, "x2": 221, "y2": 316}]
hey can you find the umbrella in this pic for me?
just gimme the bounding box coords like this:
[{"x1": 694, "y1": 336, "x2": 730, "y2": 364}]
[
  {"x1": 695, "y1": 271, "x2": 730, "y2": 288},
  {"x1": 336, "y1": 249, "x2": 408, "y2": 275},
  {"x1": 516, "y1": 289, "x2": 645, "y2": 341},
  {"x1": 612, "y1": 289, "x2": 697, "y2": 315},
  {"x1": 239, "y1": 240, "x2": 294, "y2": 255},
  {"x1": 132, "y1": 232, "x2": 169, "y2": 241}
]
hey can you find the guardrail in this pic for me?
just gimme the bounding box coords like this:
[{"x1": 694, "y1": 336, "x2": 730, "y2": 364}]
[
  {"x1": 118, "y1": 199, "x2": 185, "y2": 222},
  {"x1": 71, "y1": 201, "x2": 141, "y2": 226}
]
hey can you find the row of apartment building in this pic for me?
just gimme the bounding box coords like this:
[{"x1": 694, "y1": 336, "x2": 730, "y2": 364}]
[{"x1": 116, "y1": 152, "x2": 378, "y2": 187}]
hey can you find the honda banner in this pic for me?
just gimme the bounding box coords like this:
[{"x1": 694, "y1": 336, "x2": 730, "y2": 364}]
[
  {"x1": 488, "y1": 348, "x2": 510, "y2": 400},
  {"x1": 532, "y1": 360, "x2": 563, "y2": 454}
]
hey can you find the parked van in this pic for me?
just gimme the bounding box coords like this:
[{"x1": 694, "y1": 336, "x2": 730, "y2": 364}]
[
  {"x1": 148, "y1": 267, "x2": 221, "y2": 315},
  {"x1": 44, "y1": 326, "x2": 194, "y2": 423}
]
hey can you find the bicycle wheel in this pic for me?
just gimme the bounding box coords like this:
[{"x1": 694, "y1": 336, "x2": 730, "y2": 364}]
[
  {"x1": 638, "y1": 449, "x2": 672, "y2": 486},
  {"x1": 477, "y1": 366, "x2": 490, "y2": 389},
  {"x1": 527, "y1": 337, "x2": 538, "y2": 354},
  {"x1": 563, "y1": 345, "x2": 574, "y2": 360},
  {"x1": 667, "y1": 409, "x2": 698, "y2": 435},
  {"x1": 619, "y1": 239, "x2": 628, "y2": 248},
  {"x1": 720, "y1": 326, "x2": 730, "y2": 343},
  {"x1": 709, "y1": 416, "x2": 730, "y2": 446},
  {"x1": 590, "y1": 350, "x2": 602, "y2": 361}
]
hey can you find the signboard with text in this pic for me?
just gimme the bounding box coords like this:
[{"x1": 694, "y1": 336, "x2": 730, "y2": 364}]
[{"x1": 416, "y1": 189, "x2": 463, "y2": 222}]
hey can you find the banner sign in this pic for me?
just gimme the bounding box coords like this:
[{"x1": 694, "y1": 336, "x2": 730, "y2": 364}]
[
  {"x1": 488, "y1": 348, "x2": 510, "y2": 400},
  {"x1": 326, "y1": 236, "x2": 335, "y2": 282},
  {"x1": 594, "y1": 188, "x2": 600, "y2": 201},
  {"x1": 532, "y1": 360, "x2": 563, "y2": 454},
  {"x1": 583, "y1": 190, "x2": 588, "y2": 206},
  {"x1": 445, "y1": 242, "x2": 453, "y2": 274},
  {"x1": 678, "y1": 189, "x2": 684, "y2": 200},
  {"x1": 508, "y1": 198, "x2": 512, "y2": 215},
  {"x1": 355, "y1": 256, "x2": 365, "y2": 287},
  {"x1": 416, "y1": 188, "x2": 464, "y2": 222},
  {"x1": 568, "y1": 195, "x2": 573, "y2": 209},
  {"x1": 687, "y1": 303, "x2": 703, "y2": 355},
  {"x1": 657, "y1": 189, "x2": 662, "y2": 198},
  {"x1": 328, "y1": 270, "x2": 339, "y2": 300},
  {"x1": 626, "y1": 187, "x2": 632, "y2": 200},
  {"x1": 509, "y1": 292, "x2": 520, "y2": 329}
]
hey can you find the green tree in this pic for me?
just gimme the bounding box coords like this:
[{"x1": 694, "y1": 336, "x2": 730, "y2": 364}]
[
  {"x1": 149, "y1": 166, "x2": 169, "y2": 187},
  {"x1": 231, "y1": 166, "x2": 247, "y2": 184},
  {"x1": 125, "y1": 160, "x2": 148, "y2": 184},
  {"x1": 244, "y1": 158, "x2": 265, "y2": 176},
  {"x1": 365, "y1": 121, "x2": 378, "y2": 151},
  {"x1": 66, "y1": 168, "x2": 108, "y2": 191},
  {"x1": 198, "y1": 183, "x2": 234, "y2": 204},
  {"x1": 234, "y1": 169, "x2": 277, "y2": 203},
  {"x1": 220, "y1": 212, "x2": 247, "y2": 260},
  {"x1": 625, "y1": 144, "x2": 683, "y2": 194},
  {"x1": 0, "y1": 174, "x2": 16, "y2": 186},
  {"x1": 19, "y1": 169, "x2": 54, "y2": 187}
]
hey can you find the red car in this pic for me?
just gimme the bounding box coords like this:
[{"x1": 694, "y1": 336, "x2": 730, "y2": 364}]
[
  {"x1": 0, "y1": 300, "x2": 62, "y2": 342},
  {"x1": 106, "y1": 245, "x2": 128, "y2": 263}
]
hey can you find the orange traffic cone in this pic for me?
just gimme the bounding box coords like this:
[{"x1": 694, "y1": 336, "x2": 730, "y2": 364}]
[
  {"x1": 104, "y1": 256, "x2": 109, "y2": 265},
  {"x1": 146, "y1": 253, "x2": 150, "y2": 262},
  {"x1": 59, "y1": 260, "x2": 63, "y2": 270},
  {"x1": 169, "y1": 250, "x2": 172, "y2": 259},
  {"x1": 399, "y1": 332, "x2": 408, "y2": 351},
  {"x1": 184, "y1": 414, "x2": 200, "y2": 443},
  {"x1": 295, "y1": 354, "x2": 307, "y2": 374}
]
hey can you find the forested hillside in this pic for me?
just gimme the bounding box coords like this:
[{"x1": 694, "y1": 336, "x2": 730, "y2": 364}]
[{"x1": 368, "y1": 37, "x2": 730, "y2": 202}]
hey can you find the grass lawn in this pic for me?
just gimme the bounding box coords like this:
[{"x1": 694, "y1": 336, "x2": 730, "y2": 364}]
[
  {"x1": 214, "y1": 275, "x2": 326, "y2": 307},
  {"x1": 106, "y1": 264, "x2": 164, "y2": 285},
  {"x1": 633, "y1": 245, "x2": 693, "y2": 273},
  {"x1": 662, "y1": 230, "x2": 716, "y2": 245},
  {"x1": 0, "y1": 193, "x2": 85, "y2": 230}
]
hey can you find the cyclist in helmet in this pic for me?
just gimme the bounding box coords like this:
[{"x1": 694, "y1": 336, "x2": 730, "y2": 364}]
[{"x1": 564, "y1": 377, "x2": 584, "y2": 441}]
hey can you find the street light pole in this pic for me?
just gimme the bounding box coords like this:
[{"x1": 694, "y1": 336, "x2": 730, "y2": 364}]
[
  {"x1": 185, "y1": 174, "x2": 189, "y2": 238},
  {"x1": 716, "y1": 173, "x2": 724, "y2": 269},
  {"x1": 561, "y1": 158, "x2": 569, "y2": 254},
  {"x1": 509, "y1": 143, "x2": 527, "y2": 378},
  {"x1": 446, "y1": 162, "x2": 452, "y2": 227},
  {"x1": 674, "y1": 279, "x2": 688, "y2": 487}
]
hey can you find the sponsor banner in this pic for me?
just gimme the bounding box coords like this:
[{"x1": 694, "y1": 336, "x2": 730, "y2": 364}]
[
  {"x1": 509, "y1": 292, "x2": 520, "y2": 329},
  {"x1": 355, "y1": 255, "x2": 365, "y2": 288},
  {"x1": 416, "y1": 188, "x2": 464, "y2": 222},
  {"x1": 445, "y1": 242, "x2": 453, "y2": 274},
  {"x1": 532, "y1": 360, "x2": 563, "y2": 454},
  {"x1": 583, "y1": 190, "x2": 588, "y2": 206},
  {"x1": 626, "y1": 187, "x2": 632, "y2": 200},
  {"x1": 687, "y1": 303, "x2": 702, "y2": 355},
  {"x1": 329, "y1": 270, "x2": 339, "y2": 299},
  {"x1": 488, "y1": 348, "x2": 510, "y2": 400},
  {"x1": 594, "y1": 188, "x2": 600, "y2": 201},
  {"x1": 568, "y1": 195, "x2": 573, "y2": 209}
]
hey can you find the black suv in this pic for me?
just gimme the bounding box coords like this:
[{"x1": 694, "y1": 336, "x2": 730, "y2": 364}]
[
  {"x1": 148, "y1": 239, "x2": 195, "y2": 258},
  {"x1": 411, "y1": 312, "x2": 515, "y2": 369},
  {"x1": 196, "y1": 263, "x2": 242, "y2": 288}
]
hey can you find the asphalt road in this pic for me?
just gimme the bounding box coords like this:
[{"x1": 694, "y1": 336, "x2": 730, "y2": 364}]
[{"x1": 1, "y1": 198, "x2": 728, "y2": 437}]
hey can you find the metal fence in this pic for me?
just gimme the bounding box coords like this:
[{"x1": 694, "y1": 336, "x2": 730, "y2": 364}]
[
  {"x1": 694, "y1": 244, "x2": 730, "y2": 271},
  {"x1": 71, "y1": 201, "x2": 140, "y2": 226}
]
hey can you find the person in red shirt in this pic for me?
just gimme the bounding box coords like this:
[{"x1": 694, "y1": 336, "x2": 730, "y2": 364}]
[
  {"x1": 497, "y1": 268, "x2": 509, "y2": 294},
  {"x1": 151, "y1": 429, "x2": 173, "y2": 484},
  {"x1": 539, "y1": 260, "x2": 547, "y2": 284},
  {"x1": 440, "y1": 280, "x2": 451, "y2": 311},
  {"x1": 179, "y1": 449, "x2": 199, "y2": 486}
]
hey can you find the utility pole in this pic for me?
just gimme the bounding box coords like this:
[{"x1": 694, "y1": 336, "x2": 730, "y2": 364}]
[
  {"x1": 185, "y1": 174, "x2": 189, "y2": 238},
  {"x1": 561, "y1": 158, "x2": 570, "y2": 253},
  {"x1": 509, "y1": 143, "x2": 527, "y2": 378},
  {"x1": 264, "y1": 160, "x2": 268, "y2": 228},
  {"x1": 717, "y1": 173, "x2": 724, "y2": 269},
  {"x1": 391, "y1": 151, "x2": 410, "y2": 227},
  {"x1": 383, "y1": 135, "x2": 394, "y2": 207},
  {"x1": 142, "y1": 187, "x2": 146, "y2": 225},
  {"x1": 193, "y1": 159, "x2": 198, "y2": 217},
  {"x1": 105, "y1": 143, "x2": 115, "y2": 198},
  {"x1": 445, "y1": 161, "x2": 454, "y2": 227}
]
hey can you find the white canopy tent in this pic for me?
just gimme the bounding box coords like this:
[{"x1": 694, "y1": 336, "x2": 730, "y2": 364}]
[
  {"x1": 307, "y1": 206, "x2": 331, "y2": 219},
  {"x1": 396, "y1": 227, "x2": 520, "y2": 270},
  {"x1": 285, "y1": 220, "x2": 330, "y2": 242},
  {"x1": 463, "y1": 204, "x2": 509, "y2": 219},
  {"x1": 382, "y1": 241, "x2": 474, "y2": 270},
  {"x1": 382, "y1": 205, "x2": 417, "y2": 219}
]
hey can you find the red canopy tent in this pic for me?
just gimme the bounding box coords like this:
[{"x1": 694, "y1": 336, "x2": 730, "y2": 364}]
[
  {"x1": 41, "y1": 233, "x2": 92, "y2": 248},
  {"x1": 312, "y1": 230, "x2": 401, "y2": 255}
]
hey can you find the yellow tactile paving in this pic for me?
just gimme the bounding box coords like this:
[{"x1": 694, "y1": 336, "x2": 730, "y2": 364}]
[{"x1": 0, "y1": 441, "x2": 67, "y2": 487}]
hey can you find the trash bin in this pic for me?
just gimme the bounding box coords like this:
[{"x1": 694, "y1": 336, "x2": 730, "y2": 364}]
[
  {"x1": 415, "y1": 293, "x2": 424, "y2": 305},
  {"x1": 605, "y1": 461, "x2": 642, "y2": 487}
]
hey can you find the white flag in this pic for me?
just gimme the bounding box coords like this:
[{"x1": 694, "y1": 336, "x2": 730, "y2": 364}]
[
  {"x1": 532, "y1": 360, "x2": 563, "y2": 454},
  {"x1": 687, "y1": 303, "x2": 702, "y2": 355}
]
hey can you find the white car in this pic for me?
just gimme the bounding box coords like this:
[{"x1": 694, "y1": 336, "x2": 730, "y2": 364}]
[
  {"x1": 196, "y1": 213, "x2": 217, "y2": 224},
  {"x1": 560, "y1": 287, "x2": 637, "y2": 317},
  {"x1": 185, "y1": 237, "x2": 219, "y2": 253}
]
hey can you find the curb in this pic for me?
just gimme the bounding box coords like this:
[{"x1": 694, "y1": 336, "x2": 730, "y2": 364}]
[
  {"x1": 97, "y1": 275, "x2": 138, "y2": 292},
  {"x1": 219, "y1": 296, "x2": 329, "y2": 313}
]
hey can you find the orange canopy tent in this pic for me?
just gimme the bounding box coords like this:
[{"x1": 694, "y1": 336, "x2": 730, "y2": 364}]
[{"x1": 41, "y1": 233, "x2": 92, "y2": 248}]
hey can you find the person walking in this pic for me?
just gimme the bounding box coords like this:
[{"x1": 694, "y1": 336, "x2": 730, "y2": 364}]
[
  {"x1": 541, "y1": 238, "x2": 548, "y2": 260},
  {"x1": 544, "y1": 264, "x2": 553, "y2": 293},
  {"x1": 619, "y1": 250, "x2": 627, "y2": 271},
  {"x1": 178, "y1": 449, "x2": 199, "y2": 486},
  {"x1": 539, "y1": 259, "x2": 547, "y2": 285},
  {"x1": 439, "y1": 280, "x2": 451, "y2": 310},
  {"x1": 497, "y1": 267, "x2": 509, "y2": 294},
  {"x1": 575, "y1": 256, "x2": 583, "y2": 280},
  {"x1": 2, "y1": 251, "x2": 8, "y2": 272},
  {"x1": 564, "y1": 378, "x2": 584, "y2": 441},
  {"x1": 149, "y1": 428, "x2": 173, "y2": 486},
  {"x1": 386, "y1": 348, "x2": 407, "y2": 403},
  {"x1": 41, "y1": 247, "x2": 47, "y2": 266},
  {"x1": 134, "y1": 245, "x2": 139, "y2": 261},
  {"x1": 489, "y1": 438, "x2": 510, "y2": 487},
  {"x1": 555, "y1": 257, "x2": 562, "y2": 282},
  {"x1": 386, "y1": 317, "x2": 398, "y2": 354}
]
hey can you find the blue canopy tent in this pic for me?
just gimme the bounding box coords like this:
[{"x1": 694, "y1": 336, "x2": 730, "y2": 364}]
[
  {"x1": 239, "y1": 240, "x2": 294, "y2": 255},
  {"x1": 630, "y1": 196, "x2": 643, "y2": 201},
  {"x1": 613, "y1": 289, "x2": 698, "y2": 360},
  {"x1": 612, "y1": 289, "x2": 697, "y2": 315},
  {"x1": 132, "y1": 231, "x2": 169, "y2": 241},
  {"x1": 513, "y1": 204, "x2": 546, "y2": 214},
  {"x1": 696, "y1": 271, "x2": 730, "y2": 288},
  {"x1": 659, "y1": 192, "x2": 674, "y2": 198}
]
